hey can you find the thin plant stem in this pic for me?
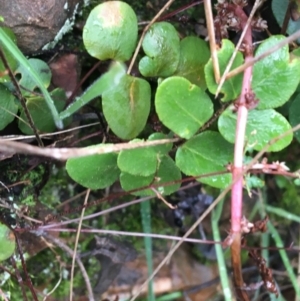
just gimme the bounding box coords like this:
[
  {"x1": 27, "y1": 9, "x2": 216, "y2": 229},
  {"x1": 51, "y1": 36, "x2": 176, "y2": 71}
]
[
  {"x1": 216, "y1": 0, "x2": 263, "y2": 97},
  {"x1": 69, "y1": 189, "x2": 91, "y2": 301},
  {"x1": 268, "y1": 222, "x2": 300, "y2": 298},
  {"x1": 141, "y1": 200, "x2": 155, "y2": 301},
  {"x1": 42, "y1": 232, "x2": 95, "y2": 301},
  {"x1": 226, "y1": 29, "x2": 300, "y2": 79},
  {"x1": 265, "y1": 205, "x2": 300, "y2": 223},
  {"x1": 211, "y1": 197, "x2": 232, "y2": 300},
  {"x1": 230, "y1": 4, "x2": 254, "y2": 300},
  {"x1": 204, "y1": 0, "x2": 220, "y2": 83}
]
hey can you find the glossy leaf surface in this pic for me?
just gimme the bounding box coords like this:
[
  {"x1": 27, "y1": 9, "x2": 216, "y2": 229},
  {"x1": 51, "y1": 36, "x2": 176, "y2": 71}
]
[
  {"x1": 174, "y1": 36, "x2": 210, "y2": 90},
  {"x1": 219, "y1": 108, "x2": 292, "y2": 151},
  {"x1": 18, "y1": 88, "x2": 66, "y2": 134},
  {"x1": 148, "y1": 133, "x2": 173, "y2": 155},
  {"x1": 15, "y1": 58, "x2": 52, "y2": 96},
  {"x1": 118, "y1": 141, "x2": 158, "y2": 177},
  {"x1": 83, "y1": 1, "x2": 138, "y2": 61},
  {"x1": 252, "y1": 35, "x2": 300, "y2": 109},
  {"x1": 102, "y1": 74, "x2": 151, "y2": 140},
  {"x1": 176, "y1": 131, "x2": 233, "y2": 188},
  {"x1": 0, "y1": 27, "x2": 62, "y2": 128},
  {"x1": 66, "y1": 145, "x2": 119, "y2": 190},
  {"x1": 139, "y1": 22, "x2": 180, "y2": 77},
  {"x1": 155, "y1": 76, "x2": 213, "y2": 139},
  {"x1": 0, "y1": 84, "x2": 18, "y2": 130},
  {"x1": 120, "y1": 155, "x2": 181, "y2": 196},
  {"x1": 205, "y1": 39, "x2": 243, "y2": 102}
]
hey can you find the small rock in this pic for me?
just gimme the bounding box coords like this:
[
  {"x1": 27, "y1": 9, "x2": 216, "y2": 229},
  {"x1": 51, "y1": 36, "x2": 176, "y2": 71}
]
[{"x1": 0, "y1": 0, "x2": 81, "y2": 53}]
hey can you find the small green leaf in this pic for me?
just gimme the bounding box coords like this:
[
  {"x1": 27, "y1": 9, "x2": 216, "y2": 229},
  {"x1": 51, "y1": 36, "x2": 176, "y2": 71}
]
[
  {"x1": 18, "y1": 88, "x2": 66, "y2": 134},
  {"x1": 289, "y1": 92, "x2": 300, "y2": 143},
  {"x1": 0, "y1": 27, "x2": 17, "y2": 83},
  {"x1": 120, "y1": 172, "x2": 154, "y2": 196},
  {"x1": 139, "y1": 22, "x2": 180, "y2": 77},
  {"x1": 174, "y1": 36, "x2": 210, "y2": 90},
  {"x1": 0, "y1": 84, "x2": 18, "y2": 130},
  {"x1": 154, "y1": 155, "x2": 181, "y2": 195},
  {"x1": 118, "y1": 141, "x2": 157, "y2": 176},
  {"x1": 66, "y1": 145, "x2": 119, "y2": 190},
  {"x1": 0, "y1": 27, "x2": 62, "y2": 128},
  {"x1": 155, "y1": 76, "x2": 213, "y2": 139},
  {"x1": 60, "y1": 62, "x2": 126, "y2": 119},
  {"x1": 175, "y1": 131, "x2": 233, "y2": 189},
  {"x1": 218, "y1": 108, "x2": 292, "y2": 152},
  {"x1": 120, "y1": 155, "x2": 181, "y2": 196},
  {"x1": 15, "y1": 58, "x2": 52, "y2": 96},
  {"x1": 148, "y1": 133, "x2": 173, "y2": 155},
  {"x1": 205, "y1": 39, "x2": 243, "y2": 102},
  {"x1": 83, "y1": 1, "x2": 138, "y2": 61},
  {"x1": 252, "y1": 35, "x2": 300, "y2": 109},
  {"x1": 0, "y1": 223, "x2": 15, "y2": 261},
  {"x1": 102, "y1": 74, "x2": 151, "y2": 140}
]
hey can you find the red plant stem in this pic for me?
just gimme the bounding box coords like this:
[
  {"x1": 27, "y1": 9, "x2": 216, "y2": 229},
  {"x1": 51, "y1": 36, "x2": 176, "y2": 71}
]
[{"x1": 230, "y1": 5, "x2": 253, "y2": 301}]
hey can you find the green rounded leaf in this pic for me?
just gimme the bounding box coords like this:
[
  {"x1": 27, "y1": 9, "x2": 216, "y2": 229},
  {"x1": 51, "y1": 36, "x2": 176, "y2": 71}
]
[
  {"x1": 139, "y1": 22, "x2": 180, "y2": 77},
  {"x1": 102, "y1": 74, "x2": 151, "y2": 140},
  {"x1": 0, "y1": 223, "x2": 15, "y2": 261},
  {"x1": 15, "y1": 58, "x2": 52, "y2": 96},
  {"x1": 175, "y1": 131, "x2": 233, "y2": 189},
  {"x1": 120, "y1": 155, "x2": 181, "y2": 196},
  {"x1": 66, "y1": 145, "x2": 119, "y2": 190},
  {"x1": 118, "y1": 141, "x2": 158, "y2": 176},
  {"x1": 0, "y1": 84, "x2": 18, "y2": 130},
  {"x1": 174, "y1": 36, "x2": 210, "y2": 90},
  {"x1": 148, "y1": 133, "x2": 173, "y2": 155},
  {"x1": 205, "y1": 39, "x2": 243, "y2": 102},
  {"x1": 218, "y1": 108, "x2": 292, "y2": 152},
  {"x1": 120, "y1": 172, "x2": 154, "y2": 196},
  {"x1": 83, "y1": 1, "x2": 138, "y2": 61},
  {"x1": 18, "y1": 88, "x2": 66, "y2": 134},
  {"x1": 155, "y1": 76, "x2": 213, "y2": 139},
  {"x1": 252, "y1": 35, "x2": 300, "y2": 109},
  {"x1": 289, "y1": 92, "x2": 300, "y2": 143}
]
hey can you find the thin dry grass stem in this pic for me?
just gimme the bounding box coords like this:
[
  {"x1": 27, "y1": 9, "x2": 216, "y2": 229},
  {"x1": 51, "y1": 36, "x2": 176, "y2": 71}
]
[
  {"x1": 0, "y1": 105, "x2": 31, "y2": 128},
  {"x1": 226, "y1": 29, "x2": 300, "y2": 79},
  {"x1": 204, "y1": 0, "x2": 220, "y2": 84},
  {"x1": 69, "y1": 189, "x2": 91, "y2": 301},
  {"x1": 46, "y1": 228, "x2": 220, "y2": 246},
  {"x1": 129, "y1": 122, "x2": 300, "y2": 301},
  {"x1": 56, "y1": 190, "x2": 89, "y2": 209},
  {"x1": 216, "y1": 0, "x2": 263, "y2": 97},
  {"x1": 0, "y1": 122, "x2": 101, "y2": 141},
  {"x1": 0, "y1": 137, "x2": 179, "y2": 160},
  {"x1": 0, "y1": 289, "x2": 9, "y2": 301},
  {"x1": 127, "y1": 0, "x2": 176, "y2": 74},
  {"x1": 41, "y1": 237, "x2": 80, "y2": 300},
  {"x1": 42, "y1": 232, "x2": 94, "y2": 301},
  {"x1": 43, "y1": 266, "x2": 62, "y2": 301},
  {"x1": 151, "y1": 187, "x2": 176, "y2": 209}
]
